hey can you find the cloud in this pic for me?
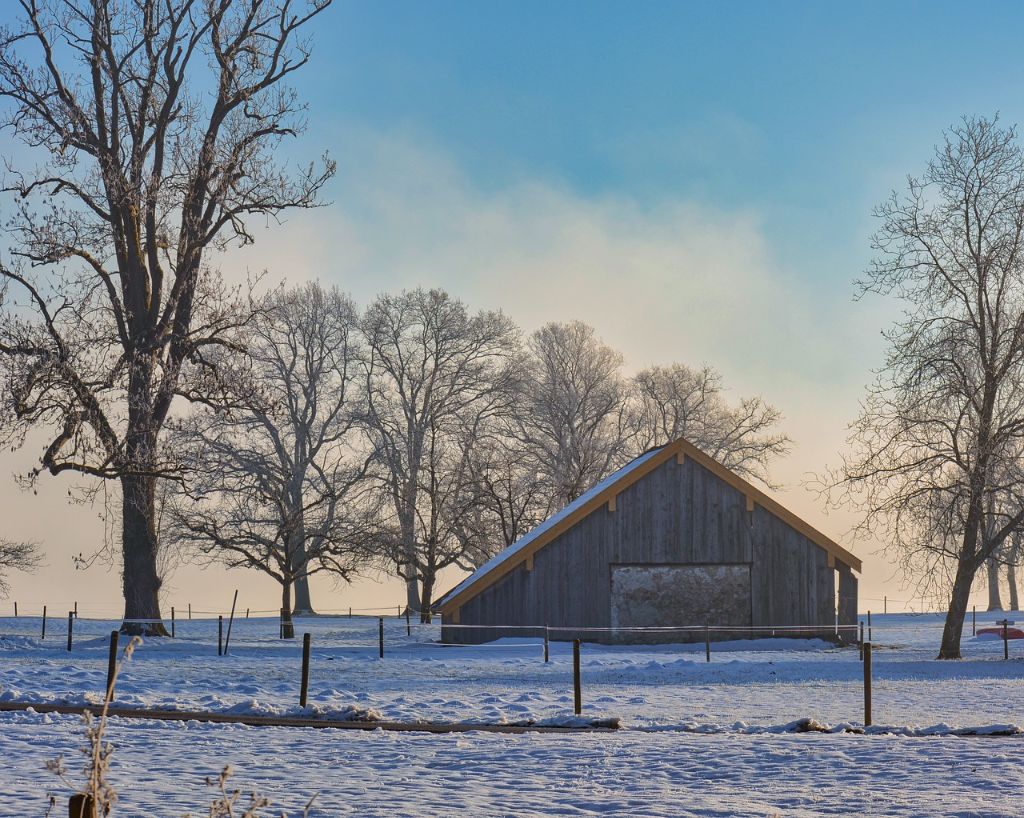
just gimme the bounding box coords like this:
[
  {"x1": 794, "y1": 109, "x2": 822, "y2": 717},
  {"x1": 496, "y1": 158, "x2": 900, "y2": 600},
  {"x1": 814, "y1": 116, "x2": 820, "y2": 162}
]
[{"x1": 227, "y1": 127, "x2": 864, "y2": 394}]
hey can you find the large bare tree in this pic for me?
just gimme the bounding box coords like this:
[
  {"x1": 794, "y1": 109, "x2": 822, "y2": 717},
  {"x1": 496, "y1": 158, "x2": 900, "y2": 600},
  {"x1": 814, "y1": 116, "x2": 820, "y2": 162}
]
[
  {"x1": 361, "y1": 289, "x2": 518, "y2": 620},
  {"x1": 517, "y1": 321, "x2": 632, "y2": 506},
  {"x1": 632, "y1": 363, "x2": 790, "y2": 486},
  {"x1": 167, "y1": 283, "x2": 369, "y2": 629},
  {"x1": 826, "y1": 117, "x2": 1024, "y2": 658},
  {"x1": 0, "y1": 0, "x2": 333, "y2": 633}
]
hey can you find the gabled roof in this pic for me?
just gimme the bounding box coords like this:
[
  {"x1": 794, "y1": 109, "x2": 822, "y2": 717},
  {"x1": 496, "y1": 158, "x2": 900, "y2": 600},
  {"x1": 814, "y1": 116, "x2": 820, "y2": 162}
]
[{"x1": 435, "y1": 437, "x2": 861, "y2": 614}]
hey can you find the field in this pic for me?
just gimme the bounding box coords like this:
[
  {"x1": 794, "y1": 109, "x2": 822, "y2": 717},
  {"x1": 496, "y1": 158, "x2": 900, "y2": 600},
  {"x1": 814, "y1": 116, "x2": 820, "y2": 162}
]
[{"x1": 1, "y1": 612, "x2": 1023, "y2": 816}]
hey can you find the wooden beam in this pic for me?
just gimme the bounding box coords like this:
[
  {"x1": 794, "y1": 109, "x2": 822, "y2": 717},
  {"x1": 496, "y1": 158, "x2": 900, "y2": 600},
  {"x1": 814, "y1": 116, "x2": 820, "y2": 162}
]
[
  {"x1": 525, "y1": 554, "x2": 534, "y2": 571},
  {"x1": 676, "y1": 450, "x2": 686, "y2": 465},
  {"x1": 746, "y1": 495, "x2": 755, "y2": 512},
  {"x1": 827, "y1": 554, "x2": 836, "y2": 569},
  {"x1": 607, "y1": 494, "x2": 617, "y2": 512}
]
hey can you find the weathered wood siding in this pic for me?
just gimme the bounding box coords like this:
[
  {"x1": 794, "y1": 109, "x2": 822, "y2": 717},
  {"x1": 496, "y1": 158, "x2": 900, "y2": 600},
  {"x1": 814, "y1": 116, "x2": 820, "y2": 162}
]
[{"x1": 442, "y1": 455, "x2": 847, "y2": 644}]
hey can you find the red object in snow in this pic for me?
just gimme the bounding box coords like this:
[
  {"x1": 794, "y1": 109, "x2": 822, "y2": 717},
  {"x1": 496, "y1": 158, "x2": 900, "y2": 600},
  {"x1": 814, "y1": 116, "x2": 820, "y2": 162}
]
[{"x1": 978, "y1": 626, "x2": 1024, "y2": 639}]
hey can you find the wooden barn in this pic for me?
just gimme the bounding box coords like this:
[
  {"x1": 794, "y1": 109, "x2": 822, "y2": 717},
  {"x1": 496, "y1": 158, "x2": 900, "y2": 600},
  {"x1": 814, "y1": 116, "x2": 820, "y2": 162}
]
[{"x1": 436, "y1": 437, "x2": 860, "y2": 644}]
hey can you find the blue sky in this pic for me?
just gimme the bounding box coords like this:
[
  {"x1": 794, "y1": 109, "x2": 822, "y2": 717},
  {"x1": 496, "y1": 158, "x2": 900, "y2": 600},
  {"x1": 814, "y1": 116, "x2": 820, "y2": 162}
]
[{"x1": 4, "y1": 1, "x2": 1023, "y2": 610}]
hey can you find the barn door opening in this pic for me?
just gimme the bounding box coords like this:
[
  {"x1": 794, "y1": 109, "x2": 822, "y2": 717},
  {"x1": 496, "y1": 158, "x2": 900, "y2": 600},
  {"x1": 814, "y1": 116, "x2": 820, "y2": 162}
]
[{"x1": 609, "y1": 563, "x2": 752, "y2": 643}]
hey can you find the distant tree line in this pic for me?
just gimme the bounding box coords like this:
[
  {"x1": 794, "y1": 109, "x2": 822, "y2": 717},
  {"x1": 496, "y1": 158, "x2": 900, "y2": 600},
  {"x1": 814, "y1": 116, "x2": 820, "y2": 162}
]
[{"x1": 164, "y1": 284, "x2": 792, "y2": 623}]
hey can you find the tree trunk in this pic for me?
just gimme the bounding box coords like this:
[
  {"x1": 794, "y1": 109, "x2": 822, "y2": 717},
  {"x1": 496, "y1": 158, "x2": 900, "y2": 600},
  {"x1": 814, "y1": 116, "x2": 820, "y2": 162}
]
[
  {"x1": 420, "y1": 573, "x2": 434, "y2": 624},
  {"x1": 405, "y1": 577, "x2": 420, "y2": 619},
  {"x1": 292, "y1": 571, "x2": 314, "y2": 617},
  {"x1": 120, "y1": 473, "x2": 168, "y2": 636},
  {"x1": 939, "y1": 557, "x2": 979, "y2": 659},
  {"x1": 987, "y1": 557, "x2": 1004, "y2": 611},
  {"x1": 1009, "y1": 559, "x2": 1020, "y2": 611},
  {"x1": 281, "y1": 580, "x2": 295, "y2": 639}
]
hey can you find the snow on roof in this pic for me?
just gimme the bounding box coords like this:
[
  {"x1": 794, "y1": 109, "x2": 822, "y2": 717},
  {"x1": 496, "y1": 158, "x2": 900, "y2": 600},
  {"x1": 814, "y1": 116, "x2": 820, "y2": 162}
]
[{"x1": 435, "y1": 446, "x2": 666, "y2": 608}]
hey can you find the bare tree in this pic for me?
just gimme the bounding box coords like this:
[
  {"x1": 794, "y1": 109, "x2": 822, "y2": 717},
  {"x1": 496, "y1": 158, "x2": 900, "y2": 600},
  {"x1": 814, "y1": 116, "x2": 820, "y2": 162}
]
[
  {"x1": 167, "y1": 282, "x2": 369, "y2": 632},
  {"x1": 0, "y1": 539, "x2": 40, "y2": 597},
  {"x1": 632, "y1": 363, "x2": 791, "y2": 486},
  {"x1": 0, "y1": 1, "x2": 334, "y2": 633},
  {"x1": 517, "y1": 321, "x2": 632, "y2": 506},
  {"x1": 824, "y1": 117, "x2": 1024, "y2": 658},
  {"x1": 361, "y1": 289, "x2": 518, "y2": 620}
]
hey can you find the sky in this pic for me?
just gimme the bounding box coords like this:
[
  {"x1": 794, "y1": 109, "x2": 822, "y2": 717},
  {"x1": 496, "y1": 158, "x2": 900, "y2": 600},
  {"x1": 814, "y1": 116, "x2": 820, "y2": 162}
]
[{"x1": 4, "y1": 1, "x2": 1024, "y2": 618}]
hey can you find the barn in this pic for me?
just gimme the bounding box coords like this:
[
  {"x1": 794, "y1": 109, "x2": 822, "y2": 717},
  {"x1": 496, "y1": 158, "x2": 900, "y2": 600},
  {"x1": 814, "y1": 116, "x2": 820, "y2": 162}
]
[{"x1": 436, "y1": 437, "x2": 860, "y2": 644}]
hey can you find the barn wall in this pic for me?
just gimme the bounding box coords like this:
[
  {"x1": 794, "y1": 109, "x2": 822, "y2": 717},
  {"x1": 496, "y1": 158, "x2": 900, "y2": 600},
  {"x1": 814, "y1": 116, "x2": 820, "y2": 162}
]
[{"x1": 442, "y1": 454, "x2": 846, "y2": 644}]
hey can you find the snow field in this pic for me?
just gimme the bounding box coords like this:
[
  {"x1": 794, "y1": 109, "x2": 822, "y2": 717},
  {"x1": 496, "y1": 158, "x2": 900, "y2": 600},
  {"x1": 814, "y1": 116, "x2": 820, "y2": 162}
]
[
  {"x1": 0, "y1": 613, "x2": 1023, "y2": 732},
  {"x1": 1, "y1": 709, "x2": 1023, "y2": 816}
]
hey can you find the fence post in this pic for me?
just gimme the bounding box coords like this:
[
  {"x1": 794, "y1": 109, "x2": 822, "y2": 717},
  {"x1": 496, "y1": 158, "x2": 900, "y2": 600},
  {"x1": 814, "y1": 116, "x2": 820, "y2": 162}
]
[
  {"x1": 348, "y1": 606, "x2": 352, "y2": 618},
  {"x1": 69, "y1": 793, "x2": 96, "y2": 818},
  {"x1": 1000, "y1": 619, "x2": 1010, "y2": 660},
  {"x1": 397, "y1": 605, "x2": 401, "y2": 618},
  {"x1": 171, "y1": 607, "x2": 175, "y2": 638},
  {"x1": 73, "y1": 601, "x2": 77, "y2": 618},
  {"x1": 188, "y1": 603, "x2": 192, "y2": 620},
  {"x1": 972, "y1": 605, "x2": 977, "y2": 636},
  {"x1": 218, "y1": 615, "x2": 223, "y2": 656},
  {"x1": 863, "y1": 641, "x2": 872, "y2": 727},
  {"x1": 406, "y1": 608, "x2": 411, "y2": 637},
  {"x1": 544, "y1": 624, "x2": 549, "y2": 663},
  {"x1": 246, "y1": 608, "x2": 249, "y2": 619},
  {"x1": 867, "y1": 610, "x2": 872, "y2": 642},
  {"x1": 13, "y1": 601, "x2": 16, "y2": 617},
  {"x1": 300, "y1": 632, "x2": 311, "y2": 708},
  {"x1": 105, "y1": 630, "x2": 119, "y2": 702},
  {"x1": 883, "y1": 596, "x2": 887, "y2": 615},
  {"x1": 66, "y1": 611, "x2": 74, "y2": 652},
  {"x1": 378, "y1": 617, "x2": 385, "y2": 659},
  {"x1": 858, "y1": 621, "x2": 864, "y2": 660},
  {"x1": 41, "y1": 605, "x2": 46, "y2": 640},
  {"x1": 705, "y1": 624, "x2": 711, "y2": 663},
  {"x1": 573, "y1": 639, "x2": 582, "y2": 716}
]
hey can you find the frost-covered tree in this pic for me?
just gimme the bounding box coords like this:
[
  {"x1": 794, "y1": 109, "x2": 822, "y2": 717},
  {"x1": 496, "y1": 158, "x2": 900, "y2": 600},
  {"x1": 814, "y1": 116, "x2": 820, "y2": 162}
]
[
  {"x1": 361, "y1": 289, "x2": 518, "y2": 620},
  {"x1": 631, "y1": 363, "x2": 790, "y2": 486},
  {"x1": 517, "y1": 321, "x2": 632, "y2": 505}
]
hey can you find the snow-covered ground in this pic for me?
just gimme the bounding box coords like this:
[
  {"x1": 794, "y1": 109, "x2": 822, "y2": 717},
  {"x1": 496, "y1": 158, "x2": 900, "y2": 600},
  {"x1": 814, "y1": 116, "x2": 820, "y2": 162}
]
[{"x1": 2, "y1": 612, "x2": 1024, "y2": 815}]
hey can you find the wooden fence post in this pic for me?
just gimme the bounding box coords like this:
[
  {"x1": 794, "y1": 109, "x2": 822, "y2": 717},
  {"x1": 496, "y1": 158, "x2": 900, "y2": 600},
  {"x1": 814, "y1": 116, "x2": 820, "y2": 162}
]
[
  {"x1": 863, "y1": 641, "x2": 872, "y2": 727},
  {"x1": 13, "y1": 601, "x2": 17, "y2": 617},
  {"x1": 573, "y1": 639, "x2": 582, "y2": 716},
  {"x1": 66, "y1": 611, "x2": 73, "y2": 652},
  {"x1": 105, "y1": 630, "x2": 119, "y2": 701},
  {"x1": 1000, "y1": 619, "x2": 1010, "y2": 660},
  {"x1": 218, "y1": 615, "x2": 223, "y2": 656},
  {"x1": 884, "y1": 596, "x2": 887, "y2": 615},
  {"x1": 858, "y1": 621, "x2": 864, "y2": 660},
  {"x1": 41, "y1": 605, "x2": 46, "y2": 640},
  {"x1": 378, "y1": 617, "x2": 384, "y2": 659},
  {"x1": 171, "y1": 607, "x2": 175, "y2": 638},
  {"x1": 867, "y1": 610, "x2": 872, "y2": 642},
  {"x1": 245, "y1": 608, "x2": 249, "y2": 619},
  {"x1": 705, "y1": 624, "x2": 711, "y2": 663},
  {"x1": 543, "y1": 625, "x2": 549, "y2": 663},
  {"x1": 406, "y1": 608, "x2": 411, "y2": 636},
  {"x1": 348, "y1": 606, "x2": 352, "y2": 618},
  {"x1": 300, "y1": 632, "x2": 311, "y2": 708},
  {"x1": 972, "y1": 605, "x2": 977, "y2": 636},
  {"x1": 188, "y1": 603, "x2": 192, "y2": 620},
  {"x1": 73, "y1": 601, "x2": 77, "y2": 618},
  {"x1": 69, "y1": 793, "x2": 96, "y2": 818}
]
